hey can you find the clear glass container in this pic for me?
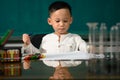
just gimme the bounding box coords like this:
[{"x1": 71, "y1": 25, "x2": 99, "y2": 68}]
[
  {"x1": 86, "y1": 22, "x2": 98, "y2": 54},
  {"x1": 99, "y1": 23, "x2": 107, "y2": 54}
]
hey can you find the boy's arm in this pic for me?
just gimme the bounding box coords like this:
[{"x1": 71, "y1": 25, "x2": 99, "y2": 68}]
[
  {"x1": 22, "y1": 34, "x2": 40, "y2": 56},
  {"x1": 21, "y1": 43, "x2": 40, "y2": 56}
]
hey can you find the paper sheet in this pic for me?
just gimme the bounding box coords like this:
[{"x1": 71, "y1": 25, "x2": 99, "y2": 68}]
[
  {"x1": 22, "y1": 51, "x2": 104, "y2": 61},
  {"x1": 41, "y1": 51, "x2": 90, "y2": 60}
]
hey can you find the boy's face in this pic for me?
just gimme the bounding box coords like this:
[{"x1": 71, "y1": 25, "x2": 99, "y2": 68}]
[{"x1": 48, "y1": 9, "x2": 72, "y2": 36}]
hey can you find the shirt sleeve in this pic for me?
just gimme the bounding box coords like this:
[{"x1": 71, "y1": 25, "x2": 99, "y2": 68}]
[
  {"x1": 79, "y1": 40, "x2": 88, "y2": 53},
  {"x1": 21, "y1": 43, "x2": 40, "y2": 56},
  {"x1": 75, "y1": 35, "x2": 88, "y2": 53}
]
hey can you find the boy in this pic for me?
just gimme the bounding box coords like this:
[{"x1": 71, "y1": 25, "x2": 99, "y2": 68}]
[{"x1": 22, "y1": 1, "x2": 88, "y2": 79}]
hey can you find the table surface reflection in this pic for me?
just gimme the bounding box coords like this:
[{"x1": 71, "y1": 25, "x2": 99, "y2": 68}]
[{"x1": 0, "y1": 59, "x2": 120, "y2": 80}]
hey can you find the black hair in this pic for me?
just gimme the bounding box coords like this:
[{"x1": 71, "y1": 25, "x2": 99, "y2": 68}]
[{"x1": 48, "y1": 1, "x2": 72, "y2": 16}]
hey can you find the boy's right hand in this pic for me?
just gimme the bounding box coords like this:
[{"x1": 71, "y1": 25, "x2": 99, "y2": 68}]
[{"x1": 22, "y1": 34, "x2": 31, "y2": 46}]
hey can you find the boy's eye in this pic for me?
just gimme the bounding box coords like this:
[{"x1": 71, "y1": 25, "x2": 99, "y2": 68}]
[
  {"x1": 55, "y1": 20, "x2": 60, "y2": 22},
  {"x1": 64, "y1": 20, "x2": 68, "y2": 22},
  {"x1": 55, "y1": 20, "x2": 68, "y2": 23}
]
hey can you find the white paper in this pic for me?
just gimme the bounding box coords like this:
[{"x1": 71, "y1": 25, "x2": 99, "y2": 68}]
[
  {"x1": 21, "y1": 51, "x2": 105, "y2": 60},
  {"x1": 41, "y1": 51, "x2": 90, "y2": 60}
]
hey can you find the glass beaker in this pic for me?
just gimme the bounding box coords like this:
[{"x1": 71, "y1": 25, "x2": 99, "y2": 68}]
[
  {"x1": 110, "y1": 25, "x2": 119, "y2": 59},
  {"x1": 86, "y1": 22, "x2": 98, "y2": 54},
  {"x1": 99, "y1": 23, "x2": 107, "y2": 54}
]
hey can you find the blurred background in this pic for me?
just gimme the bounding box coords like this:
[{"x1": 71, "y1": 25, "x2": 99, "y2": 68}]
[
  {"x1": 0, "y1": 0, "x2": 120, "y2": 79},
  {"x1": 0, "y1": 0, "x2": 120, "y2": 38}
]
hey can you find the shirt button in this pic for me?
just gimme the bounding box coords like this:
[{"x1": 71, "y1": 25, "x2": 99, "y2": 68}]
[{"x1": 58, "y1": 45, "x2": 60, "y2": 48}]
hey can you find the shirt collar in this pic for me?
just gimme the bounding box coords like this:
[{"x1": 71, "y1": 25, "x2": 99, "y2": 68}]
[{"x1": 52, "y1": 33, "x2": 71, "y2": 42}]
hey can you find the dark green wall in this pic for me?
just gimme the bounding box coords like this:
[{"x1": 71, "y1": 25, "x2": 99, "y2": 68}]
[{"x1": 0, "y1": 0, "x2": 120, "y2": 36}]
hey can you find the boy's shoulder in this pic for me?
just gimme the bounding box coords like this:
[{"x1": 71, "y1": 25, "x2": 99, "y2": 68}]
[
  {"x1": 69, "y1": 33, "x2": 80, "y2": 36},
  {"x1": 69, "y1": 33, "x2": 82, "y2": 38},
  {"x1": 43, "y1": 33, "x2": 54, "y2": 36},
  {"x1": 69, "y1": 33, "x2": 85, "y2": 42},
  {"x1": 42, "y1": 33, "x2": 55, "y2": 39}
]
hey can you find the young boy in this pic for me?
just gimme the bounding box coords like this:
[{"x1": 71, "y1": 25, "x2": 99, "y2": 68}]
[{"x1": 22, "y1": 1, "x2": 88, "y2": 79}]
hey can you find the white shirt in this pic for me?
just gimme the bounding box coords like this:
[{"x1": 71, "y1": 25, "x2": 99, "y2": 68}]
[{"x1": 22, "y1": 33, "x2": 88, "y2": 67}]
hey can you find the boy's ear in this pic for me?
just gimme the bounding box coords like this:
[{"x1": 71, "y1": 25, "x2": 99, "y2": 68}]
[
  {"x1": 70, "y1": 17, "x2": 73, "y2": 24},
  {"x1": 48, "y1": 18, "x2": 52, "y2": 25}
]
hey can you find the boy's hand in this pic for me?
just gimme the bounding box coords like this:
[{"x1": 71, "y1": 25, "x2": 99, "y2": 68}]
[
  {"x1": 22, "y1": 34, "x2": 31, "y2": 46},
  {"x1": 23, "y1": 59, "x2": 31, "y2": 69}
]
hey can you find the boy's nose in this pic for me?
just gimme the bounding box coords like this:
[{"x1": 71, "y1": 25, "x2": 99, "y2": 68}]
[{"x1": 60, "y1": 22, "x2": 64, "y2": 26}]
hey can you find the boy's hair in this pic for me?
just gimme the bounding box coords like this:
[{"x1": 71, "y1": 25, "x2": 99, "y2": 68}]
[{"x1": 48, "y1": 1, "x2": 72, "y2": 16}]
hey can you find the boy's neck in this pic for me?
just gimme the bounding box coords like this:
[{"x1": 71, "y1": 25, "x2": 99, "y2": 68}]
[{"x1": 54, "y1": 32, "x2": 69, "y2": 36}]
